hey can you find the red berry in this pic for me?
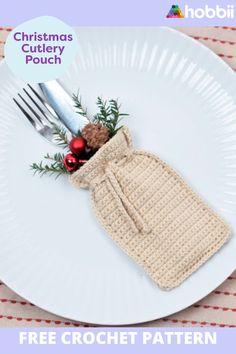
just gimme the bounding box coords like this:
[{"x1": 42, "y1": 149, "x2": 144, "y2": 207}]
[
  {"x1": 63, "y1": 153, "x2": 79, "y2": 172},
  {"x1": 69, "y1": 137, "x2": 87, "y2": 155}
]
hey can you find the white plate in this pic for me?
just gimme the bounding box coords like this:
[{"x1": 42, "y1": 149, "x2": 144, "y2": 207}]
[{"x1": 1, "y1": 27, "x2": 236, "y2": 325}]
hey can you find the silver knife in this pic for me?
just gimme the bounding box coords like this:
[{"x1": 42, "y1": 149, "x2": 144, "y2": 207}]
[{"x1": 39, "y1": 81, "x2": 89, "y2": 135}]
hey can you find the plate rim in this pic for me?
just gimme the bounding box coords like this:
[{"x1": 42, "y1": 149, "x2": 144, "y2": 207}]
[{"x1": 0, "y1": 26, "x2": 236, "y2": 325}]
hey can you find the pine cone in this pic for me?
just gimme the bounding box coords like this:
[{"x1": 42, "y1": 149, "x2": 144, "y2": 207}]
[{"x1": 82, "y1": 123, "x2": 109, "y2": 150}]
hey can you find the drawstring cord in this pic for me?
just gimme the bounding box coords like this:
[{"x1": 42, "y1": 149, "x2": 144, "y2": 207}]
[{"x1": 105, "y1": 164, "x2": 151, "y2": 235}]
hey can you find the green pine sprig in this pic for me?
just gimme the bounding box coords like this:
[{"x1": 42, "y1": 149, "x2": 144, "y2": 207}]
[
  {"x1": 72, "y1": 92, "x2": 88, "y2": 117},
  {"x1": 72, "y1": 93, "x2": 129, "y2": 137},
  {"x1": 30, "y1": 152, "x2": 68, "y2": 179},
  {"x1": 31, "y1": 93, "x2": 129, "y2": 178},
  {"x1": 53, "y1": 126, "x2": 70, "y2": 149},
  {"x1": 93, "y1": 97, "x2": 129, "y2": 136}
]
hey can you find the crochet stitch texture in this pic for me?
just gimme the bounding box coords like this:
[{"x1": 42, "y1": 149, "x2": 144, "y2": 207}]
[{"x1": 70, "y1": 128, "x2": 230, "y2": 289}]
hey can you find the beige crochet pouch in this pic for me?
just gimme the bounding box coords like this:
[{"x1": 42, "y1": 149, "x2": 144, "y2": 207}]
[{"x1": 70, "y1": 127, "x2": 230, "y2": 289}]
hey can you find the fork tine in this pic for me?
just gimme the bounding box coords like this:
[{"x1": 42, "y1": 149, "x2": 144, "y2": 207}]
[
  {"x1": 17, "y1": 93, "x2": 45, "y2": 126},
  {"x1": 13, "y1": 85, "x2": 69, "y2": 145},
  {"x1": 27, "y1": 84, "x2": 58, "y2": 120},
  {"x1": 13, "y1": 98, "x2": 42, "y2": 130},
  {"x1": 23, "y1": 88, "x2": 55, "y2": 126}
]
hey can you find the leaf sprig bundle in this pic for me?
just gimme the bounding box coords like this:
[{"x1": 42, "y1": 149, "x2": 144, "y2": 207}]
[
  {"x1": 53, "y1": 126, "x2": 70, "y2": 149},
  {"x1": 31, "y1": 152, "x2": 67, "y2": 178},
  {"x1": 72, "y1": 92, "x2": 88, "y2": 118},
  {"x1": 94, "y1": 97, "x2": 129, "y2": 137},
  {"x1": 31, "y1": 94, "x2": 128, "y2": 178}
]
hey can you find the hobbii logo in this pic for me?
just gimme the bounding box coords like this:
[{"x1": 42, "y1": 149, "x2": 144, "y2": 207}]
[
  {"x1": 166, "y1": 4, "x2": 235, "y2": 19},
  {"x1": 185, "y1": 4, "x2": 235, "y2": 19}
]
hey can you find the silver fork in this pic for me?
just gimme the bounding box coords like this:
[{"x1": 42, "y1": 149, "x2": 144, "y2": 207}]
[{"x1": 13, "y1": 84, "x2": 69, "y2": 144}]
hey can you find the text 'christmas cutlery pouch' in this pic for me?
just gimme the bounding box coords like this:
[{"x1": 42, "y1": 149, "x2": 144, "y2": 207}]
[{"x1": 70, "y1": 127, "x2": 230, "y2": 289}]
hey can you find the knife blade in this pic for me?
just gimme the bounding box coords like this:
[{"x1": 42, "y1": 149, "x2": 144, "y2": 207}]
[{"x1": 39, "y1": 80, "x2": 89, "y2": 135}]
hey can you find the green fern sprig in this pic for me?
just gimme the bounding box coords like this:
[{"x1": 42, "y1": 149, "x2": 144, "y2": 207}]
[
  {"x1": 30, "y1": 153, "x2": 68, "y2": 179},
  {"x1": 108, "y1": 99, "x2": 129, "y2": 135},
  {"x1": 44, "y1": 152, "x2": 65, "y2": 163},
  {"x1": 93, "y1": 97, "x2": 128, "y2": 136},
  {"x1": 72, "y1": 92, "x2": 88, "y2": 117},
  {"x1": 53, "y1": 126, "x2": 69, "y2": 149}
]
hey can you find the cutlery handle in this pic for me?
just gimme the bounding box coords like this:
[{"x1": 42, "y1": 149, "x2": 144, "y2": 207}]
[{"x1": 39, "y1": 82, "x2": 89, "y2": 135}]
